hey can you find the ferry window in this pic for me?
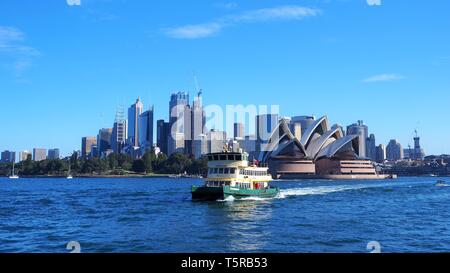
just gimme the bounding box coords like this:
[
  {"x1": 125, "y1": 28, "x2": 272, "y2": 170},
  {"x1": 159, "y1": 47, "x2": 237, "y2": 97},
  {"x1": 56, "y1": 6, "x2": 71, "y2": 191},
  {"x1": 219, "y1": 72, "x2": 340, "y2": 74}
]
[
  {"x1": 236, "y1": 155, "x2": 242, "y2": 161},
  {"x1": 224, "y1": 168, "x2": 229, "y2": 174},
  {"x1": 239, "y1": 169, "x2": 244, "y2": 175},
  {"x1": 208, "y1": 156, "x2": 213, "y2": 161},
  {"x1": 209, "y1": 169, "x2": 213, "y2": 174},
  {"x1": 219, "y1": 168, "x2": 224, "y2": 174},
  {"x1": 220, "y1": 155, "x2": 227, "y2": 160},
  {"x1": 213, "y1": 155, "x2": 219, "y2": 160},
  {"x1": 230, "y1": 168, "x2": 236, "y2": 174},
  {"x1": 228, "y1": 155, "x2": 235, "y2": 161},
  {"x1": 213, "y1": 168, "x2": 217, "y2": 174}
]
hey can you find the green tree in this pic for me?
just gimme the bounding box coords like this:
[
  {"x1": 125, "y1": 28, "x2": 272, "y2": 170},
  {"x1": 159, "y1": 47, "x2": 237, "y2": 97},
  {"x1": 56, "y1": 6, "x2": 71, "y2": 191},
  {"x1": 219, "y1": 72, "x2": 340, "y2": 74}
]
[{"x1": 132, "y1": 159, "x2": 146, "y2": 173}]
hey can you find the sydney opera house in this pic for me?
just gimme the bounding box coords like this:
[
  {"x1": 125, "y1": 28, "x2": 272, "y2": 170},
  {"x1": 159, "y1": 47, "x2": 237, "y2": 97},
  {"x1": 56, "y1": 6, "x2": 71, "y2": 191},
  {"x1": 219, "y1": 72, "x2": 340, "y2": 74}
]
[{"x1": 259, "y1": 116, "x2": 392, "y2": 180}]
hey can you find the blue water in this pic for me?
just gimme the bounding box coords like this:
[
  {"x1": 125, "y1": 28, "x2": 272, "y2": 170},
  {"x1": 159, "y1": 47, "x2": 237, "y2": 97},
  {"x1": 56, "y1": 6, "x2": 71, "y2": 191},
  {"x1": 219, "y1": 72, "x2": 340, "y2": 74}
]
[{"x1": 0, "y1": 177, "x2": 449, "y2": 253}]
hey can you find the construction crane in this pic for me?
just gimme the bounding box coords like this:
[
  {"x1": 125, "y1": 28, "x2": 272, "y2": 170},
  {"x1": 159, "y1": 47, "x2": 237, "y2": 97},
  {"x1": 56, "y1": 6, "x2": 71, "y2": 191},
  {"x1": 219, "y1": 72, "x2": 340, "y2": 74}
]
[{"x1": 193, "y1": 73, "x2": 203, "y2": 97}]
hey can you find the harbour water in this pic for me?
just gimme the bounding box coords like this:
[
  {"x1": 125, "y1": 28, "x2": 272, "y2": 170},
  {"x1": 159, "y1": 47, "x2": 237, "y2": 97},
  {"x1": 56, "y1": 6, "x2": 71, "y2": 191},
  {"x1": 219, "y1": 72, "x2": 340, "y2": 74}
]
[{"x1": 0, "y1": 177, "x2": 449, "y2": 253}]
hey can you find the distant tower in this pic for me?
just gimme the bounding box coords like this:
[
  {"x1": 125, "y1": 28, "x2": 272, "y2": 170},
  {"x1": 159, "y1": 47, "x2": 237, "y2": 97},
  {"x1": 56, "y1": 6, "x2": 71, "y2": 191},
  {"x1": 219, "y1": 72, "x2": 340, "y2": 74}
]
[
  {"x1": 413, "y1": 130, "x2": 424, "y2": 160},
  {"x1": 128, "y1": 97, "x2": 144, "y2": 147},
  {"x1": 111, "y1": 105, "x2": 127, "y2": 153},
  {"x1": 347, "y1": 120, "x2": 369, "y2": 158}
]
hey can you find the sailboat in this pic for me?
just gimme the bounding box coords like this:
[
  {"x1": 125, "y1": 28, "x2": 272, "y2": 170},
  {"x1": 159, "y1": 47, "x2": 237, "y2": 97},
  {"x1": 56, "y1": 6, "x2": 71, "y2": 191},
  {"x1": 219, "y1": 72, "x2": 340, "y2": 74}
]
[
  {"x1": 9, "y1": 161, "x2": 19, "y2": 179},
  {"x1": 67, "y1": 164, "x2": 73, "y2": 179}
]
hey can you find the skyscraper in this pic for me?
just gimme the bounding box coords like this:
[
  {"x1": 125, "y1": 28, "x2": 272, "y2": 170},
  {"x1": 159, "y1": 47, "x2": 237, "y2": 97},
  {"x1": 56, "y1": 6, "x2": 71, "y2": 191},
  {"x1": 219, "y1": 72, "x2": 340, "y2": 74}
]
[
  {"x1": 157, "y1": 119, "x2": 170, "y2": 155},
  {"x1": 47, "y1": 149, "x2": 60, "y2": 160},
  {"x1": 82, "y1": 136, "x2": 97, "y2": 158},
  {"x1": 111, "y1": 106, "x2": 127, "y2": 154},
  {"x1": 366, "y1": 134, "x2": 376, "y2": 161},
  {"x1": 191, "y1": 91, "x2": 205, "y2": 157},
  {"x1": 412, "y1": 131, "x2": 425, "y2": 160},
  {"x1": 234, "y1": 122, "x2": 245, "y2": 139},
  {"x1": 33, "y1": 148, "x2": 47, "y2": 161},
  {"x1": 128, "y1": 97, "x2": 144, "y2": 147},
  {"x1": 347, "y1": 120, "x2": 369, "y2": 158},
  {"x1": 376, "y1": 144, "x2": 386, "y2": 163},
  {"x1": 1, "y1": 150, "x2": 16, "y2": 163},
  {"x1": 139, "y1": 106, "x2": 154, "y2": 152},
  {"x1": 19, "y1": 150, "x2": 31, "y2": 161},
  {"x1": 97, "y1": 128, "x2": 113, "y2": 158},
  {"x1": 207, "y1": 129, "x2": 227, "y2": 154},
  {"x1": 386, "y1": 139, "x2": 404, "y2": 161},
  {"x1": 256, "y1": 114, "x2": 279, "y2": 155},
  {"x1": 168, "y1": 92, "x2": 190, "y2": 155}
]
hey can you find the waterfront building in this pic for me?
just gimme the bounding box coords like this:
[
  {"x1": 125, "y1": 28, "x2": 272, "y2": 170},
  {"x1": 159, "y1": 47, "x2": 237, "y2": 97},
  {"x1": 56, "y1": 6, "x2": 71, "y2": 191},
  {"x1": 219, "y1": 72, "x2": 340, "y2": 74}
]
[
  {"x1": 207, "y1": 129, "x2": 227, "y2": 154},
  {"x1": 97, "y1": 128, "x2": 113, "y2": 158},
  {"x1": 156, "y1": 119, "x2": 170, "y2": 155},
  {"x1": 261, "y1": 116, "x2": 384, "y2": 179},
  {"x1": 256, "y1": 114, "x2": 279, "y2": 157},
  {"x1": 81, "y1": 136, "x2": 97, "y2": 158},
  {"x1": 1, "y1": 150, "x2": 16, "y2": 163},
  {"x1": 234, "y1": 122, "x2": 245, "y2": 139},
  {"x1": 20, "y1": 150, "x2": 31, "y2": 161},
  {"x1": 376, "y1": 144, "x2": 386, "y2": 163},
  {"x1": 138, "y1": 106, "x2": 154, "y2": 152},
  {"x1": 111, "y1": 106, "x2": 127, "y2": 154},
  {"x1": 347, "y1": 120, "x2": 369, "y2": 158},
  {"x1": 366, "y1": 134, "x2": 377, "y2": 162},
  {"x1": 168, "y1": 92, "x2": 190, "y2": 155},
  {"x1": 386, "y1": 139, "x2": 404, "y2": 161},
  {"x1": 47, "y1": 149, "x2": 60, "y2": 160},
  {"x1": 33, "y1": 148, "x2": 47, "y2": 161},
  {"x1": 128, "y1": 97, "x2": 144, "y2": 148}
]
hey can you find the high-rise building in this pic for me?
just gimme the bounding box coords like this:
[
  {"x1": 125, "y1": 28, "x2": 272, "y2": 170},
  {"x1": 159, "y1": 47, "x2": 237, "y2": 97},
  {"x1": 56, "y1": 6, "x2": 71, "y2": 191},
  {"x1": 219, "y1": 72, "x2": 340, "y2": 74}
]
[
  {"x1": 256, "y1": 114, "x2": 279, "y2": 155},
  {"x1": 128, "y1": 97, "x2": 144, "y2": 147},
  {"x1": 20, "y1": 150, "x2": 31, "y2": 161},
  {"x1": 290, "y1": 116, "x2": 315, "y2": 139},
  {"x1": 33, "y1": 148, "x2": 47, "y2": 161},
  {"x1": 412, "y1": 131, "x2": 425, "y2": 160},
  {"x1": 190, "y1": 91, "x2": 205, "y2": 157},
  {"x1": 1, "y1": 150, "x2": 16, "y2": 163},
  {"x1": 111, "y1": 106, "x2": 127, "y2": 154},
  {"x1": 234, "y1": 122, "x2": 245, "y2": 139},
  {"x1": 97, "y1": 128, "x2": 113, "y2": 158},
  {"x1": 193, "y1": 133, "x2": 208, "y2": 159},
  {"x1": 47, "y1": 149, "x2": 60, "y2": 160},
  {"x1": 376, "y1": 144, "x2": 386, "y2": 163},
  {"x1": 347, "y1": 120, "x2": 369, "y2": 158},
  {"x1": 139, "y1": 106, "x2": 154, "y2": 152},
  {"x1": 82, "y1": 136, "x2": 97, "y2": 158},
  {"x1": 168, "y1": 92, "x2": 190, "y2": 155},
  {"x1": 157, "y1": 119, "x2": 170, "y2": 155},
  {"x1": 207, "y1": 130, "x2": 227, "y2": 154},
  {"x1": 386, "y1": 139, "x2": 404, "y2": 161},
  {"x1": 241, "y1": 135, "x2": 257, "y2": 160},
  {"x1": 366, "y1": 134, "x2": 377, "y2": 161}
]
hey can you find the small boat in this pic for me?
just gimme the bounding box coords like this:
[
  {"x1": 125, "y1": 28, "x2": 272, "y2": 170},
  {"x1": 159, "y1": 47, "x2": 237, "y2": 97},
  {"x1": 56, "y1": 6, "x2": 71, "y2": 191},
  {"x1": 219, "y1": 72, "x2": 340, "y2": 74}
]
[
  {"x1": 67, "y1": 164, "x2": 73, "y2": 179},
  {"x1": 192, "y1": 151, "x2": 279, "y2": 201},
  {"x1": 9, "y1": 161, "x2": 19, "y2": 179},
  {"x1": 435, "y1": 180, "x2": 447, "y2": 187}
]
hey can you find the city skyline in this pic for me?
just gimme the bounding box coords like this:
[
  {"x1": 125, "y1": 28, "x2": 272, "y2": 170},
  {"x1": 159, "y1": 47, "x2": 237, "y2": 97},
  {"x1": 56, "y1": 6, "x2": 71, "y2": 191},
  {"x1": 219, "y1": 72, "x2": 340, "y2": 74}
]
[{"x1": 1, "y1": 0, "x2": 449, "y2": 156}]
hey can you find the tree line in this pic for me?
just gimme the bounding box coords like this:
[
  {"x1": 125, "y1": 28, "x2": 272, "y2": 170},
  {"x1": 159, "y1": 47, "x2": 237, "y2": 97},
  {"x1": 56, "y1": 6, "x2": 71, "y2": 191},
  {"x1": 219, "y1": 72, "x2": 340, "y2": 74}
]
[{"x1": 0, "y1": 151, "x2": 207, "y2": 177}]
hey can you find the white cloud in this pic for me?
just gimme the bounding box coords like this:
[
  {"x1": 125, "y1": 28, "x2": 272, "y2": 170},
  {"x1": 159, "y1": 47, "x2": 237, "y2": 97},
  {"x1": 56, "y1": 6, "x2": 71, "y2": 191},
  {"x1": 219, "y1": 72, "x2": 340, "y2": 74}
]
[
  {"x1": 164, "y1": 6, "x2": 321, "y2": 39},
  {"x1": 66, "y1": 0, "x2": 81, "y2": 6},
  {"x1": 367, "y1": 0, "x2": 382, "y2": 6},
  {"x1": 0, "y1": 26, "x2": 39, "y2": 78},
  {"x1": 164, "y1": 23, "x2": 223, "y2": 39},
  {"x1": 363, "y1": 74, "x2": 404, "y2": 83}
]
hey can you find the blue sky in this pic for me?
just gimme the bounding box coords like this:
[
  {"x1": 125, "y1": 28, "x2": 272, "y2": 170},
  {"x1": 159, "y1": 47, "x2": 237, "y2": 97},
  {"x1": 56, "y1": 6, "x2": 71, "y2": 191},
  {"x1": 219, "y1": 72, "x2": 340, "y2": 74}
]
[{"x1": 1, "y1": 0, "x2": 449, "y2": 156}]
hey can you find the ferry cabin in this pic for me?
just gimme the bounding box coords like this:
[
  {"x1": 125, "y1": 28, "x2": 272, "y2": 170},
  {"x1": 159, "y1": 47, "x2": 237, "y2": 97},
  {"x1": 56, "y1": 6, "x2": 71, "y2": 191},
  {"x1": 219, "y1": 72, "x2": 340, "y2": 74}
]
[{"x1": 205, "y1": 152, "x2": 272, "y2": 190}]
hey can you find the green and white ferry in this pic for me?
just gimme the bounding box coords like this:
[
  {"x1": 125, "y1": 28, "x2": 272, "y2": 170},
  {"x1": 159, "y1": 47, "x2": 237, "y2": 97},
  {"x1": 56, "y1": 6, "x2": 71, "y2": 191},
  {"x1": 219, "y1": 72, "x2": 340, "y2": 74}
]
[{"x1": 191, "y1": 151, "x2": 279, "y2": 201}]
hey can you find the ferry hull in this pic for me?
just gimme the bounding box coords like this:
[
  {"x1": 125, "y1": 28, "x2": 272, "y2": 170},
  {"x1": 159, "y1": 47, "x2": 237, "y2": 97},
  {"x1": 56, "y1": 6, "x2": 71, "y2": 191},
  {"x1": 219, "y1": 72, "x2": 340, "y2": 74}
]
[{"x1": 191, "y1": 185, "x2": 279, "y2": 201}]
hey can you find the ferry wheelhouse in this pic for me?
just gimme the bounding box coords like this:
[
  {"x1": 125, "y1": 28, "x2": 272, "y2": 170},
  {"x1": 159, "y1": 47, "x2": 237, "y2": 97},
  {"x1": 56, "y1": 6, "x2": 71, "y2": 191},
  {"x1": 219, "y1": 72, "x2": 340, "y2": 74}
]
[{"x1": 191, "y1": 151, "x2": 279, "y2": 201}]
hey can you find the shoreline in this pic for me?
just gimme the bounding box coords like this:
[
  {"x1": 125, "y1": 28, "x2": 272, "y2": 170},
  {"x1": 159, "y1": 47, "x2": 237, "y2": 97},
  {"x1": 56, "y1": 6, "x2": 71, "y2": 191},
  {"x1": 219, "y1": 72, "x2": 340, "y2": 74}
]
[{"x1": 6, "y1": 174, "x2": 203, "y2": 179}]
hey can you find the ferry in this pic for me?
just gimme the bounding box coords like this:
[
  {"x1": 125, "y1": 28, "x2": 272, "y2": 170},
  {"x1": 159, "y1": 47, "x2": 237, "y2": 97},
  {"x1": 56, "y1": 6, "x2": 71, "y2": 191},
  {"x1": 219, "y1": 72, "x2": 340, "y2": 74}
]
[{"x1": 191, "y1": 151, "x2": 279, "y2": 201}]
